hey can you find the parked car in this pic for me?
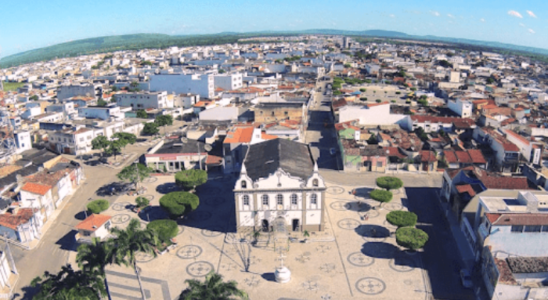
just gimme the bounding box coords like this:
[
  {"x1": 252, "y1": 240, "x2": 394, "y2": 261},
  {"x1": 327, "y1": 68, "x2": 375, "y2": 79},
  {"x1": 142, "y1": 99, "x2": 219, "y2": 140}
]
[
  {"x1": 460, "y1": 269, "x2": 473, "y2": 288},
  {"x1": 329, "y1": 148, "x2": 337, "y2": 155}
]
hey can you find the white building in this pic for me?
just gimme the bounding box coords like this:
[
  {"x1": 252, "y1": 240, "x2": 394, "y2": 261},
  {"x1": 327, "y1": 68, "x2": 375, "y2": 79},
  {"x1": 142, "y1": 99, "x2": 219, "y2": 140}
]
[
  {"x1": 115, "y1": 91, "x2": 171, "y2": 110},
  {"x1": 447, "y1": 98, "x2": 473, "y2": 118},
  {"x1": 48, "y1": 127, "x2": 95, "y2": 155},
  {"x1": 78, "y1": 106, "x2": 124, "y2": 120},
  {"x1": 234, "y1": 139, "x2": 326, "y2": 233},
  {"x1": 214, "y1": 73, "x2": 243, "y2": 91},
  {"x1": 339, "y1": 102, "x2": 406, "y2": 126},
  {"x1": 150, "y1": 73, "x2": 214, "y2": 99},
  {"x1": 14, "y1": 131, "x2": 32, "y2": 153}
]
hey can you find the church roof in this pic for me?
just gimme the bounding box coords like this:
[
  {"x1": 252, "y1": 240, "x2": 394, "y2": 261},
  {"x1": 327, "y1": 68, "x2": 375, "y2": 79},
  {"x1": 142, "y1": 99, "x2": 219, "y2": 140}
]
[{"x1": 243, "y1": 139, "x2": 315, "y2": 182}]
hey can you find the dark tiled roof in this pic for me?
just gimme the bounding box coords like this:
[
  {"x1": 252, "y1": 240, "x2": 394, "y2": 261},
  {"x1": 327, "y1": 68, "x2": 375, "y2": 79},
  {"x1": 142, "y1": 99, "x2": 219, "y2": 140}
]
[
  {"x1": 244, "y1": 139, "x2": 314, "y2": 182},
  {"x1": 153, "y1": 140, "x2": 205, "y2": 155},
  {"x1": 507, "y1": 257, "x2": 548, "y2": 274}
]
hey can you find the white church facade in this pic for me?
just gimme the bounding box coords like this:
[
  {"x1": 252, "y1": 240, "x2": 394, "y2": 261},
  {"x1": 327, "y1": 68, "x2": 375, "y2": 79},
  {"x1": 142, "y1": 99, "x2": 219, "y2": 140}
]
[{"x1": 233, "y1": 139, "x2": 326, "y2": 233}]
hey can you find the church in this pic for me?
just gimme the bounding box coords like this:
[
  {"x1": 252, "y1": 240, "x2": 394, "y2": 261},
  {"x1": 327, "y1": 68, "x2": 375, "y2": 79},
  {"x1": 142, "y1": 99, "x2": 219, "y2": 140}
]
[{"x1": 233, "y1": 138, "x2": 326, "y2": 233}]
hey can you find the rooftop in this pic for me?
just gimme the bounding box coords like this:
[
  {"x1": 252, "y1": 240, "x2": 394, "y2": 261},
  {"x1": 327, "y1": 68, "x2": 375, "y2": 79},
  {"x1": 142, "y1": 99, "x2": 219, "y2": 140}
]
[{"x1": 75, "y1": 214, "x2": 112, "y2": 232}]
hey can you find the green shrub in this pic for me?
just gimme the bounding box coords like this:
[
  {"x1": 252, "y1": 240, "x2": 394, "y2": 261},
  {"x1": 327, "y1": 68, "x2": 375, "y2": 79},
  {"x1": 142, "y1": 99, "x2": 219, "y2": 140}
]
[
  {"x1": 175, "y1": 169, "x2": 207, "y2": 190},
  {"x1": 396, "y1": 91, "x2": 401, "y2": 95},
  {"x1": 376, "y1": 99, "x2": 382, "y2": 103},
  {"x1": 386, "y1": 211, "x2": 418, "y2": 227},
  {"x1": 135, "y1": 197, "x2": 149, "y2": 208},
  {"x1": 359, "y1": 88, "x2": 366, "y2": 92},
  {"x1": 87, "y1": 199, "x2": 109, "y2": 214},
  {"x1": 376, "y1": 176, "x2": 403, "y2": 190},
  {"x1": 147, "y1": 219, "x2": 178, "y2": 243},
  {"x1": 159, "y1": 192, "x2": 199, "y2": 219},
  {"x1": 391, "y1": 100, "x2": 396, "y2": 103},
  {"x1": 360, "y1": 97, "x2": 367, "y2": 101},
  {"x1": 405, "y1": 100, "x2": 411, "y2": 104},
  {"x1": 396, "y1": 227, "x2": 428, "y2": 250},
  {"x1": 370, "y1": 190, "x2": 393, "y2": 203}
]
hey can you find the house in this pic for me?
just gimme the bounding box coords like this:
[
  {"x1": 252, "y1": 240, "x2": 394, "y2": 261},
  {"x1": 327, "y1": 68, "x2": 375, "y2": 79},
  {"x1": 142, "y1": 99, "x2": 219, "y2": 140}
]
[
  {"x1": 0, "y1": 208, "x2": 43, "y2": 244},
  {"x1": 233, "y1": 139, "x2": 326, "y2": 233},
  {"x1": 473, "y1": 127, "x2": 523, "y2": 173},
  {"x1": 214, "y1": 73, "x2": 243, "y2": 91},
  {"x1": 442, "y1": 149, "x2": 487, "y2": 169},
  {"x1": 419, "y1": 150, "x2": 438, "y2": 173},
  {"x1": 144, "y1": 139, "x2": 208, "y2": 172},
  {"x1": 447, "y1": 98, "x2": 473, "y2": 118},
  {"x1": 254, "y1": 102, "x2": 305, "y2": 124},
  {"x1": 405, "y1": 115, "x2": 476, "y2": 133},
  {"x1": 174, "y1": 93, "x2": 200, "y2": 109},
  {"x1": 503, "y1": 129, "x2": 542, "y2": 167},
  {"x1": 57, "y1": 83, "x2": 96, "y2": 101},
  {"x1": 48, "y1": 127, "x2": 95, "y2": 155},
  {"x1": 75, "y1": 214, "x2": 112, "y2": 243},
  {"x1": 338, "y1": 102, "x2": 406, "y2": 126},
  {"x1": 115, "y1": 91, "x2": 172, "y2": 111},
  {"x1": 78, "y1": 105, "x2": 124, "y2": 121},
  {"x1": 149, "y1": 73, "x2": 214, "y2": 99}
]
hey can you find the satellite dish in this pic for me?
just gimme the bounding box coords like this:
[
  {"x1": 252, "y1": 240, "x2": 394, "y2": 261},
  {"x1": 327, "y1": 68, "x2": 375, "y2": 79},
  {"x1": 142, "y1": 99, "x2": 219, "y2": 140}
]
[
  {"x1": 181, "y1": 137, "x2": 188, "y2": 143},
  {"x1": 204, "y1": 144, "x2": 212, "y2": 152}
]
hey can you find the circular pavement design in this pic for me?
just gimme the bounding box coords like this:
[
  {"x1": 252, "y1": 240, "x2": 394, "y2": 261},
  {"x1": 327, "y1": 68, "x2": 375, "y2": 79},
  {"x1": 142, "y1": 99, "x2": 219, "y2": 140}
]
[
  {"x1": 383, "y1": 219, "x2": 398, "y2": 229},
  {"x1": 176, "y1": 225, "x2": 185, "y2": 236},
  {"x1": 202, "y1": 226, "x2": 224, "y2": 237},
  {"x1": 389, "y1": 257, "x2": 416, "y2": 272},
  {"x1": 135, "y1": 251, "x2": 155, "y2": 263},
  {"x1": 177, "y1": 245, "x2": 203, "y2": 259},
  {"x1": 365, "y1": 210, "x2": 380, "y2": 218},
  {"x1": 111, "y1": 214, "x2": 131, "y2": 224},
  {"x1": 143, "y1": 177, "x2": 158, "y2": 184},
  {"x1": 347, "y1": 252, "x2": 375, "y2": 267},
  {"x1": 337, "y1": 218, "x2": 361, "y2": 230},
  {"x1": 330, "y1": 201, "x2": 351, "y2": 211},
  {"x1": 326, "y1": 186, "x2": 345, "y2": 195},
  {"x1": 141, "y1": 195, "x2": 155, "y2": 201},
  {"x1": 382, "y1": 202, "x2": 403, "y2": 211},
  {"x1": 186, "y1": 261, "x2": 214, "y2": 277},
  {"x1": 362, "y1": 235, "x2": 387, "y2": 243},
  {"x1": 355, "y1": 277, "x2": 386, "y2": 295},
  {"x1": 112, "y1": 202, "x2": 132, "y2": 211}
]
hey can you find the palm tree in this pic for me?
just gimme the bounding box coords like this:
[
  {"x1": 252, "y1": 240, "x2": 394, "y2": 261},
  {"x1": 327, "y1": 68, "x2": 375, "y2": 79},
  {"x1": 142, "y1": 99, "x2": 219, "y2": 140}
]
[
  {"x1": 76, "y1": 238, "x2": 112, "y2": 299},
  {"x1": 178, "y1": 271, "x2": 248, "y2": 300},
  {"x1": 107, "y1": 219, "x2": 157, "y2": 300},
  {"x1": 31, "y1": 264, "x2": 106, "y2": 300}
]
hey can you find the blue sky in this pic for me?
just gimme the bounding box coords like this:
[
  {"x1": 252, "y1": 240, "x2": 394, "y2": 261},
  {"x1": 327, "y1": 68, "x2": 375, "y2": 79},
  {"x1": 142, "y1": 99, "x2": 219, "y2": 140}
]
[{"x1": 1, "y1": 0, "x2": 548, "y2": 58}]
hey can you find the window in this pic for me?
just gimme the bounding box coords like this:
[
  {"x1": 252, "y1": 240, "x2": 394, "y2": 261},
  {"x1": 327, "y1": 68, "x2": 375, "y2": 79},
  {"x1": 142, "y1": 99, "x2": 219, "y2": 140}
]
[
  {"x1": 262, "y1": 195, "x2": 269, "y2": 206},
  {"x1": 242, "y1": 195, "x2": 250, "y2": 206},
  {"x1": 511, "y1": 225, "x2": 524, "y2": 233},
  {"x1": 291, "y1": 194, "x2": 298, "y2": 205},
  {"x1": 542, "y1": 225, "x2": 548, "y2": 232},
  {"x1": 104, "y1": 221, "x2": 111, "y2": 230},
  {"x1": 82, "y1": 230, "x2": 91, "y2": 237},
  {"x1": 524, "y1": 225, "x2": 542, "y2": 233},
  {"x1": 284, "y1": 111, "x2": 288, "y2": 115},
  {"x1": 241, "y1": 181, "x2": 247, "y2": 189},
  {"x1": 311, "y1": 194, "x2": 318, "y2": 205},
  {"x1": 312, "y1": 179, "x2": 319, "y2": 187},
  {"x1": 271, "y1": 111, "x2": 275, "y2": 116},
  {"x1": 377, "y1": 161, "x2": 383, "y2": 167},
  {"x1": 80, "y1": 138, "x2": 84, "y2": 142},
  {"x1": 277, "y1": 194, "x2": 283, "y2": 205}
]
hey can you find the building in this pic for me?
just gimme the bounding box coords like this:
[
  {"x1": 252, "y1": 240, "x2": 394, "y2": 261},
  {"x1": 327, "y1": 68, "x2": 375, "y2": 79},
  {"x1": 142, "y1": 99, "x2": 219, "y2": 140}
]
[
  {"x1": 233, "y1": 139, "x2": 326, "y2": 233},
  {"x1": 115, "y1": 91, "x2": 172, "y2": 111},
  {"x1": 48, "y1": 127, "x2": 95, "y2": 155},
  {"x1": 473, "y1": 127, "x2": 523, "y2": 172},
  {"x1": 214, "y1": 73, "x2": 243, "y2": 91},
  {"x1": 57, "y1": 83, "x2": 96, "y2": 101},
  {"x1": 174, "y1": 93, "x2": 199, "y2": 109},
  {"x1": 447, "y1": 98, "x2": 473, "y2": 118},
  {"x1": 78, "y1": 105, "x2": 124, "y2": 121},
  {"x1": 144, "y1": 139, "x2": 208, "y2": 172},
  {"x1": 338, "y1": 102, "x2": 406, "y2": 126},
  {"x1": 254, "y1": 102, "x2": 305, "y2": 123},
  {"x1": 405, "y1": 115, "x2": 476, "y2": 133},
  {"x1": 75, "y1": 214, "x2": 112, "y2": 243},
  {"x1": 149, "y1": 74, "x2": 214, "y2": 99}
]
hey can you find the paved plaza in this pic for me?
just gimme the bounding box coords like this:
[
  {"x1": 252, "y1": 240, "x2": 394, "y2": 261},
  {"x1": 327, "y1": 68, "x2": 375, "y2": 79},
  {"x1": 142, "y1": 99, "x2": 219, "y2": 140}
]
[{"x1": 66, "y1": 173, "x2": 446, "y2": 300}]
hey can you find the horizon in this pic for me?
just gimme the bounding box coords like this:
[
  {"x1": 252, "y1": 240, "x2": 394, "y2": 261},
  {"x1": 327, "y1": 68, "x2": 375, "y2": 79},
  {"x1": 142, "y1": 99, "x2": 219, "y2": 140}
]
[{"x1": 1, "y1": 0, "x2": 548, "y2": 58}]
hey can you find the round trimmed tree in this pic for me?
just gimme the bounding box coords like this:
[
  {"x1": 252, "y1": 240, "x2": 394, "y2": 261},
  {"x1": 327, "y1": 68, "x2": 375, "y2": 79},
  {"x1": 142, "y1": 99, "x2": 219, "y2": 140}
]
[
  {"x1": 175, "y1": 169, "x2": 207, "y2": 191},
  {"x1": 396, "y1": 227, "x2": 429, "y2": 251},
  {"x1": 147, "y1": 220, "x2": 178, "y2": 243},
  {"x1": 386, "y1": 211, "x2": 417, "y2": 228},
  {"x1": 159, "y1": 192, "x2": 199, "y2": 219},
  {"x1": 376, "y1": 176, "x2": 403, "y2": 191},
  {"x1": 87, "y1": 199, "x2": 109, "y2": 214},
  {"x1": 370, "y1": 189, "x2": 393, "y2": 203}
]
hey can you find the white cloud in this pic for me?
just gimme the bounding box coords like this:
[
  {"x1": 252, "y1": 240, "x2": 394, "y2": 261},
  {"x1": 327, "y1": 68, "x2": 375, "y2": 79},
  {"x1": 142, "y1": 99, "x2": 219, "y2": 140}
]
[
  {"x1": 519, "y1": 23, "x2": 525, "y2": 27},
  {"x1": 389, "y1": 14, "x2": 395, "y2": 18},
  {"x1": 508, "y1": 10, "x2": 523, "y2": 18},
  {"x1": 430, "y1": 11, "x2": 440, "y2": 17},
  {"x1": 527, "y1": 10, "x2": 537, "y2": 18},
  {"x1": 447, "y1": 13, "x2": 455, "y2": 18},
  {"x1": 480, "y1": 18, "x2": 485, "y2": 22},
  {"x1": 528, "y1": 28, "x2": 535, "y2": 34}
]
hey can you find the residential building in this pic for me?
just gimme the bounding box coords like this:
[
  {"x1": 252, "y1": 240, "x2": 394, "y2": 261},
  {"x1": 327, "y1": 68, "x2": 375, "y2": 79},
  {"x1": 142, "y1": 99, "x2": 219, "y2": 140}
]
[
  {"x1": 254, "y1": 102, "x2": 305, "y2": 123},
  {"x1": 115, "y1": 91, "x2": 172, "y2": 111},
  {"x1": 78, "y1": 105, "x2": 124, "y2": 120},
  {"x1": 339, "y1": 102, "x2": 406, "y2": 126},
  {"x1": 48, "y1": 127, "x2": 95, "y2": 155},
  {"x1": 57, "y1": 83, "x2": 96, "y2": 101},
  {"x1": 214, "y1": 73, "x2": 243, "y2": 91},
  {"x1": 447, "y1": 98, "x2": 473, "y2": 118},
  {"x1": 75, "y1": 214, "x2": 112, "y2": 244},
  {"x1": 149, "y1": 73, "x2": 214, "y2": 99},
  {"x1": 144, "y1": 138, "x2": 208, "y2": 172}
]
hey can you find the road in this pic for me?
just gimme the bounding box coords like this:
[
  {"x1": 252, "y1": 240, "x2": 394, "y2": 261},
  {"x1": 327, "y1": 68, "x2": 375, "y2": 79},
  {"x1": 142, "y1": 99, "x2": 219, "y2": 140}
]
[
  {"x1": 9, "y1": 142, "x2": 151, "y2": 300},
  {"x1": 305, "y1": 80, "x2": 341, "y2": 170}
]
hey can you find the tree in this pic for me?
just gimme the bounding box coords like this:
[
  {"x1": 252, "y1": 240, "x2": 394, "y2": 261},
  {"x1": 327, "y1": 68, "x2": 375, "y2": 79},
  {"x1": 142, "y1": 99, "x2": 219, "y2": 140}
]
[
  {"x1": 91, "y1": 136, "x2": 110, "y2": 156},
  {"x1": 376, "y1": 176, "x2": 403, "y2": 191},
  {"x1": 143, "y1": 122, "x2": 159, "y2": 135},
  {"x1": 359, "y1": 88, "x2": 366, "y2": 92},
  {"x1": 375, "y1": 99, "x2": 382, "y2": 103},
  {"x1": 155, "y1": 115, "x2": 174, "y2": 135},
  {"x1": 218, "y1": 69, "x2": 226, "y2": 74},
  {"x1": 76, "y1": 238, "x2": 112, "y2": 299},
  {"x1": 147, "y1": 220, "x2": 178, "y2": 244},
  {"x1": 136, "y1": 110, "x2": 148, "y2": 118},
  {"x1": 395, "y1": 227, "x2": 429, "y2": 251},
  {"x1": 159, "y1": 192, "x2": 199, "y2": 219},
  {"x1": 117, "y1": 163, "x2": 152, "y2": 190},
  {"x1": 30, "y1": 95, "x2": 39, "y2": 101},
  {"x1": 178, "y1": 271, "x2": 248, "y2": 300},
  {"x1": 87, "y1": 200, "x2": 110, "y2": 214},
  {"x1": 370, "y1": 189, "x2": 393, "y2": 203},
  {"x1": 97, "y1": 98, "x2": 107, "y2": 107},
  {"x1": 31, "y1": 265, "x2": 106, "y2": 300},
  {"x1": 367, "y1": 133, "x2": 378, "y2": 145},
  {"x1": 108, "y1": 219, "x2": 157, "y2": 300},
  {"x1": 109, "y1": 132, "x2": 136, "y2": 158},
  {"x1": 175, "y1": 169, "x2": 208, "y2": 191},
  {"x1": 135, "y1": 196, "x2": 150, "y2": 209},
  {"x1": 386, "y1": 211, "x2": 418, "y2": 228},
  {"x1": 344, "y1": 63, "x2": 351, "y2": 68}
]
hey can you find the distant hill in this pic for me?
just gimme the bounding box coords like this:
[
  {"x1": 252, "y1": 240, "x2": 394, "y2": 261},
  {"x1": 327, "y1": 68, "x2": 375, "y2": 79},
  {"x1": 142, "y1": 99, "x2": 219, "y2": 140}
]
[{"x1": 2, "y1": 29, "x2": 548, "y2": 68}]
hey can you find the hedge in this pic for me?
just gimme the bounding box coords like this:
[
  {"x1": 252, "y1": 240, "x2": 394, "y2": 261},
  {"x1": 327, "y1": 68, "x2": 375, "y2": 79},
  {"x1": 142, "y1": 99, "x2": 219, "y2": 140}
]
[
  {"x1": 376, "y1": 176, "x2": 403, "y2": 190},
  {"x1": 370, "y1": 190, "x2": 393, "y2": 203},
  {"x1": 147, "y1": 219, "x2": 178, "y2": 243},
  {"x1": 87, "y1": 200, "x2": 109, "y2": 214},
  {"x1": 159, "y1": 192, "x2": 199, "y2": 218},
  {"x1": 396, "y1": 227, "x2": 429, "y2": 250},
  {"x1": 386, "y1": 211, "x2": 417, "y2": 227}
]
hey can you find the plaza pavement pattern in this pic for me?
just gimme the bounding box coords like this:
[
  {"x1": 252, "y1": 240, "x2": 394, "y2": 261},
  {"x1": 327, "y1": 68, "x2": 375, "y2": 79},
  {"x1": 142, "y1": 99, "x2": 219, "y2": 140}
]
[{"x1": 81, "y1": 175, "x2": 432, "y2": 300}]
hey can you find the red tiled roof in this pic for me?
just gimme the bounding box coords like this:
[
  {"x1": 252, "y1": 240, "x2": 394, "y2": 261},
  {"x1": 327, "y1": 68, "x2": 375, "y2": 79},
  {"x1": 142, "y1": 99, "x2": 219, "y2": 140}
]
[
  {"x1": 455, "y1": 151, "x2": 473, "y2": 164},
  {"x1": 0, "y1": 208, "x2": 36, "y2": 230},
  {"x1": 504, "y1": 129, "x2": 531, "y2": 146},
  {"x1": 386, "y1": 147, "x2": 406, "y2": 159},
  {"x1": 224, "y1": 127, "x2": 254, "y2": 144},
  {"x1": 489, "y1": 213, "x2": 548, "y2": 226},
  {"x1": 485, "y1": 213, "x2": 502, "y2": 224},
  {"x1": 467, "y1": 149, "x2": 487, "y2": 164},
  {"x1": 444, "y1": 150, "x2": 458, "y2": 163},
  {"x1": 410, "y1": 115, "x2": 475, "y2": 126},
  {"x1": 420, "y1": 150, "x2": 437, "y2": 163},
  {"x1": 366, "y1": 102, "x2": 390, "y2": 108},
  {"x1": 455, "y1": 184, "x2": 476, "y2": 197},
  {"x1": 495, "y1": 258, "x2": 518, "y2": 285},
  {"x1": 75, "y1": 214, "x2": 112, "y2": 232},
  {"x1": 21, "y1": 182, "x2": 51, "y2": 196}
]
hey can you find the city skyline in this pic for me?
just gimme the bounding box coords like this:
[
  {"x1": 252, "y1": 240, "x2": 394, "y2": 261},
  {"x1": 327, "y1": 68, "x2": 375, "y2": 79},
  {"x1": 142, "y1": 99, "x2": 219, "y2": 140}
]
[{"x1": 1, "y1": 0, "x2": 548, "y2": 58}]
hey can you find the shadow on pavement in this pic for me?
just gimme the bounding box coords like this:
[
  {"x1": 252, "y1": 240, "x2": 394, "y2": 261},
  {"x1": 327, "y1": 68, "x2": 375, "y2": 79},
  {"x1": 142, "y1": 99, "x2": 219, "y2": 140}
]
[
  {"x1": 360, "y1": 242, "x2": 400, "y2": 259},
  {"x1": 155, "y1": 182, "x2": 180, "y2": 194},
  {"x1": 96, "y1": 182, "x2": 131, "y2": 197},
  {"x1": 138, "y1": 206, "x2": 169, "y2": 222},
  {"x1": 355, "y1": 224, "x2": 391, "y2": 238},
  {"x1": 342, "y1": 201, "x2": 371, "y2": 212},
  {"x1": 74, "y1": 211, "x2": 87, "y2": 221},
  {"x1": 55, "y1": 230, "x2": 78, "y2": 251},
  {"x1": 352, "y1": 187, "x2": 374, "y2": 198},
  {"x1": 261, "y1": 273, "x2": 276, "y2": 282},
  {"x1": 12, "y1": 285, "x2": 38, "y2": 300}
]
